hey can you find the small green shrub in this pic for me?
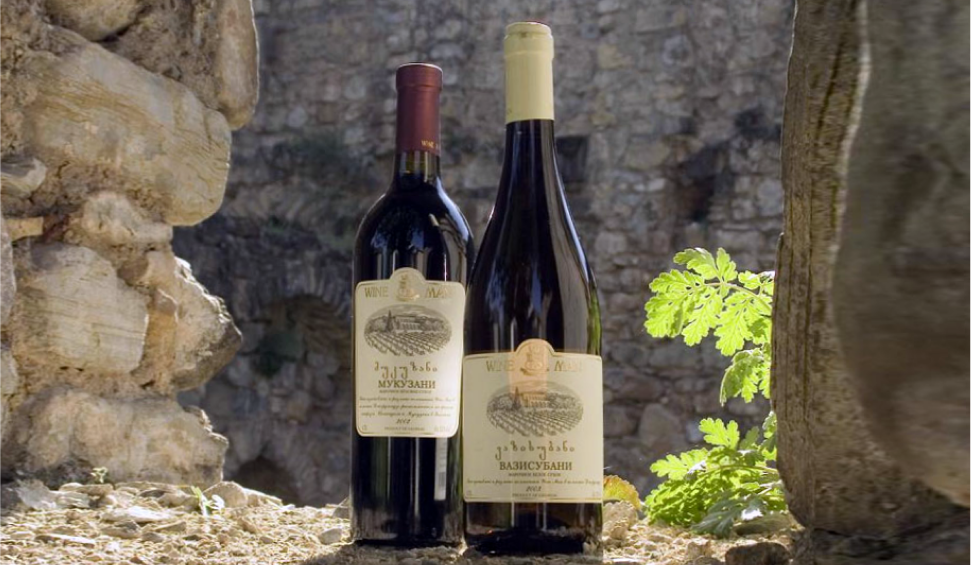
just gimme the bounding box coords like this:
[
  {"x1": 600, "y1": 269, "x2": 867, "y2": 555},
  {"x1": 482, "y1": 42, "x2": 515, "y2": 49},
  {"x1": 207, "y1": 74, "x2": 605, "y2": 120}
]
[{"x1": 642, "y1": 248, "x2": 785, "y2": 537}]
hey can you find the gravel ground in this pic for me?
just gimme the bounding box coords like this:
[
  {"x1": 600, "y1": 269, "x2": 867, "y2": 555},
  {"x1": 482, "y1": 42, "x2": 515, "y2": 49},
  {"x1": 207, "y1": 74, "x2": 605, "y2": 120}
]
[{"x1": 0, "y1": 480, "x2": 795, "y2": 565}]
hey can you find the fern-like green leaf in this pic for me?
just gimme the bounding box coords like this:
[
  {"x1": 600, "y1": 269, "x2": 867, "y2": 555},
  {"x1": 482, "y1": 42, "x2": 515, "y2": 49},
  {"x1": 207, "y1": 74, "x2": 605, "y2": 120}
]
[
  {"x1": 650, "y1": 449, "x2": 707, "y2": 480},
  {"x1": 699, "y1": 418, "x2": 739, "y2": 449},
  {"x1": 674, "y1": 248, "x2": 719, "y2": 280},
  {"x1": 720, "y1": 348, "x2": 769, "y2": 403},
  {"x1": 715, "y1": 248, "x2": 738, "y2": 281}
]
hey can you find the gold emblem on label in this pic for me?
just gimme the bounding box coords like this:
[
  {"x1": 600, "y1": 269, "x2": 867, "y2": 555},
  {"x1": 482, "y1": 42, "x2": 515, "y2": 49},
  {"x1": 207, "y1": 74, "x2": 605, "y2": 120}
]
[
  {"x1": 395, "y1": 272, "x2": 421, "y2": 302},
  {"x1": 520, "y1": 341, "x2": 550, "y2": 377}
]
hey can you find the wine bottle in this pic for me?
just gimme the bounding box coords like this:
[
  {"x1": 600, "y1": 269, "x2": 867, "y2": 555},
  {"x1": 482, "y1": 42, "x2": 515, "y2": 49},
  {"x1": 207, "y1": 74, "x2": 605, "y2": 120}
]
[
  {"x1": 351, "y1": 63, "x2": 473, "y2": 546},
  {"x1": 462, "y1": 23, "x2": 604, "y2": 554}
]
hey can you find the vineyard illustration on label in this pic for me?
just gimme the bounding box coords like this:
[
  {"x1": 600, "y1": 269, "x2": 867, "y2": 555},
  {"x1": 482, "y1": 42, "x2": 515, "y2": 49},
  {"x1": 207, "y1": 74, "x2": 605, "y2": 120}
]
[
  {"x1": 364, "y1": 305, "x2": 451, "y2": 356},
  {"x1": 485, "y1": 340, "x2": 584, "y2": 437},
  {"x1": 486, "y1": 381, "x2": 584, "y2": 437}
]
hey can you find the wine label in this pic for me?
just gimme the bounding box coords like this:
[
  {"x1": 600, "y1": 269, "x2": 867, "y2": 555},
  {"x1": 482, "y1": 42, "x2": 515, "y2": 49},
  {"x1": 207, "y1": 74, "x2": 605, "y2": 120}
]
[
  {"x1": 354, "y1": 268, "x2": 465, "y2": 437},
  {"x1": 462, "y1": 339, "x2": 604, "y2": 503}
]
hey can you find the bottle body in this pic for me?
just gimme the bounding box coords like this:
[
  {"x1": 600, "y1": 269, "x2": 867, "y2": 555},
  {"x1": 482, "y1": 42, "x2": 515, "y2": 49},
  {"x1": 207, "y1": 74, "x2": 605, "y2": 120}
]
[
  {"x1": 351, "y1": 64, "x2": 473, "y2": 545},
  {"x1": 462, "y1": 28, "x2": 604, "y2": 552}
]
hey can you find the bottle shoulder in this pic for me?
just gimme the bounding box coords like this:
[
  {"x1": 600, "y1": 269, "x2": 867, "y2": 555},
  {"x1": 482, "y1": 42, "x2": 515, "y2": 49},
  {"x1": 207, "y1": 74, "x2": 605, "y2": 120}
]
[{"x1": 356, "y1": 185, "x2": 473, "y2": 247}]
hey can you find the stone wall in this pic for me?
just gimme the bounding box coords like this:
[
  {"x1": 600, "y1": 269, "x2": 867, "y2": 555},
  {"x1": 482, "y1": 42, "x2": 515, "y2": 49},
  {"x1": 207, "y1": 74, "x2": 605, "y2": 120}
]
[
  {"x1": 0, "y1": 0, "x2": 258, "y2": 486},
  {"x1": 174, "y1": 0, "x2": 793, "y2": 505}
]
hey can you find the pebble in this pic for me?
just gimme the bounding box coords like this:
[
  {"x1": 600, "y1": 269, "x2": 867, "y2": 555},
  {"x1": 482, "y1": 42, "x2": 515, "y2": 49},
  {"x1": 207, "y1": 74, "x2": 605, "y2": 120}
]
[
  {"x1": 318, "y1": 526, "x2": 344, "y2": 545},
  {"x1": 105, "y1": 506, "x2": 173, "y2": 524},
  {"x1": 6, "y1": 530, "x2": 34, "y2": 540},
  {"x1": 686, "y1": 539, "x2": 713, "y2": 560},
  {"x1": 141, "y1": 531, "x2": 166, "y2": 543},
  {"x1": 36, "y1": 533, "x2": 97, "y2": 546}
]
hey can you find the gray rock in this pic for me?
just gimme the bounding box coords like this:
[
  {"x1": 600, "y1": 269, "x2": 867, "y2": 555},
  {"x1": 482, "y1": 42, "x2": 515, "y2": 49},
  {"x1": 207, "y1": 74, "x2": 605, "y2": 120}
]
[
  {"x1": 637, "y1": 404, "x2": 685, "y2": 456},
  {"x1": 0, "y1": 157, "x2": 47, "y2": 200},
  {"x1": 204, "y1": 481, "x2": 249, "y2": 508},
  {"x1": 318, "y1": 526, "x2": 343, "y2": 545},
  {"x1": 105, "y1": 506, "x2": 174, "y2": 524},
  {"x1": 832, "y1": 0, "x2": 970, "y2": 506},
  {"x1": 725, "y1": 542, "x2": 790, "y2": 565},
  {"x1": 604, "y1": 406, "x2": 638, "y2": 438}
]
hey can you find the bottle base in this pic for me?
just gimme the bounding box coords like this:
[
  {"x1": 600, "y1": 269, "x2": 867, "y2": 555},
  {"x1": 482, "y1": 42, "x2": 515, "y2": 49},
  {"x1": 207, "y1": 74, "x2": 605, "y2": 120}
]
[
  {"x1": 351, "y1": 536, "x2": 463, "y2": 549},
  {"x1": 465, "y1": 530, "x2": 602, "y2": 556}
]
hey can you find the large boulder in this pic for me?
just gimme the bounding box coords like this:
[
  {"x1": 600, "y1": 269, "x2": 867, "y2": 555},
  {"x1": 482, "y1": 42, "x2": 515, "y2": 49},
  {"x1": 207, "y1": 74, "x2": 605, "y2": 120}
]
[
  {"x1": 832, "y1": 0, "x2": 970, "y2": 507},
  {"x1": 774, "y1": 0, "x2": 968, "y2": 561},
  {"x1": 10, "y1": 244, "x2": 148, "y2": 375},
  {"x1": 3, "y1": 388, "x2": 227, "y2": 486},
  {"x1": 21, "y1": 28, "x2": 231, "y2": 225}
]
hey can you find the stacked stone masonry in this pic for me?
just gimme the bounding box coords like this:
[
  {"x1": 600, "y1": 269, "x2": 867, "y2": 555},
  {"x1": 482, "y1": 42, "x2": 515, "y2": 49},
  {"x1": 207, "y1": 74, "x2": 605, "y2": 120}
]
[
  {"x1": 0, "y1": 0, "x2": 259, "y2": 487},
  {"x1": 173, "y1": 0, "x2": 793, "y2": 505}
]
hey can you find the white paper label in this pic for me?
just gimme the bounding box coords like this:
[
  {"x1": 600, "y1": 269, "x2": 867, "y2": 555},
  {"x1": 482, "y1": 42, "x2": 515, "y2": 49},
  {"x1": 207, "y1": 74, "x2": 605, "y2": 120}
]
[
  {"x1": 462, "y1": 339, "x2": 604, "y2": 503},
  {"x1": 354, "y1": 268, "x2": 465, "y2": 438}
]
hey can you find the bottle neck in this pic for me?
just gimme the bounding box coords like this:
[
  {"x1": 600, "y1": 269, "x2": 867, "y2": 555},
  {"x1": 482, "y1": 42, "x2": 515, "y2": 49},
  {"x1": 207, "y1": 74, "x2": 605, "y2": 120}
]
[
  {"x1": 496, "y1": 120, "x2": 564, "y2": 211},
  {"x1": 393, "y1": 81, "x2": 440, "y2": 188},
  {"x1": 393, "y1": 150, "x2": 440, "y2": 184}
]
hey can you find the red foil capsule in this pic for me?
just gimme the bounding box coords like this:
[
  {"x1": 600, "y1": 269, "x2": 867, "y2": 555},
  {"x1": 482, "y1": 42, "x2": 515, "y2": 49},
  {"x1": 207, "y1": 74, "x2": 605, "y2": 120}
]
[{"x1": 395, "y1": 63, "x2": 442, "y2": 156}]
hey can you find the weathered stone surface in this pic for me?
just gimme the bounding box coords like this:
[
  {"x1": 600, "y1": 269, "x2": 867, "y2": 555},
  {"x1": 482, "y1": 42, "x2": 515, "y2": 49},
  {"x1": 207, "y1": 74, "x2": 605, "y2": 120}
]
[
  {"x1": 212, "y1": 0, "x2": 260, "y2": 129},
  {"x1": 11, "y1": 244, "x2": 148, "y2": 374},
  {"x1": 3, "y1": 388, "x2": 227, "y2": 487},
  {"x1": 637, "y1": 404, "x2": 686, "y2": 455},
  {"x1": 204, "y1": 481, "x2": 248, "y2": 508},
  {"x1": 3, "y1": 217, "x2": 44, "y2": 241},
  {"x1": 831, "y1": 0, "x2": 970, "y2": 507},
  {"x1": 21, "y1": 28, "x2": 231, "y2": 226},
  {"x1": 124, "y1": 251, "x2": 240, "y2": 392},
  {"x1": 1, "y1": 345, "x2": 21, "y2": 441},
  {"x1": 774, "y1": 0, "x2": 967, "y2": 558},
  {"x1": 66, "y1": 192, "x2": 172, "y2": 252},
  {"x1": 725, "y1": 541, "x2": 790, "y2": 565},
  {"x1": 0, "y1": 157, "x2": 47, "y2": 199},
  {"x1": 44, "y1": 0, "x2": 140, "y2": 41},
  {"x1": 1, "y1": 216, "x2": 14, "y2": 326}
]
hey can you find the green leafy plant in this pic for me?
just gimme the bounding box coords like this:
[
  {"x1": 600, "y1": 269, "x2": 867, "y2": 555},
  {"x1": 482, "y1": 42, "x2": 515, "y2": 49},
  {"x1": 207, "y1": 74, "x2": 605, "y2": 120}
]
[
  {"x1": 643, "y1": 248, "x2": 784, "y2": 537},
  {"x1": 190, "y1": 486, "x2": 225, "y2": 518}
]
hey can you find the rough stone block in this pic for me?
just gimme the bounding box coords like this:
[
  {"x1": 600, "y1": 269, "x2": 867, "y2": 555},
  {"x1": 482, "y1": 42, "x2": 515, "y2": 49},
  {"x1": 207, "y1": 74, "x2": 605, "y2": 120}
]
[
  {"x1": 21, "y1": 28, "x2": 230, "y2": 226},
  {"x1": 1, "y1": 217, "x2": 14, "y2": 326},
  {"x1": 11, "y1": 244, "x2": 148, "y2": 374},
  {"x1": 3, "y1": 217, "x2": 44, "y2": 241},
  {"x1": 1, "y1": 345, "x2": 21, "y2": 441},
  {"x1": 44, "y1": 0, "x2": 140, "y2": 41},
  {"x1": 125, "y1": 251, "x2": 240, "y2": 392},
  {"x1": 212, "y1": 0, "x2": 260, "y2": 129},
  {"x1": 3, "y1": 388, "x2": 227, "y2": 487},
  {"x1": 66, "y1": 192, "x2": 172, "y2": 250}
]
